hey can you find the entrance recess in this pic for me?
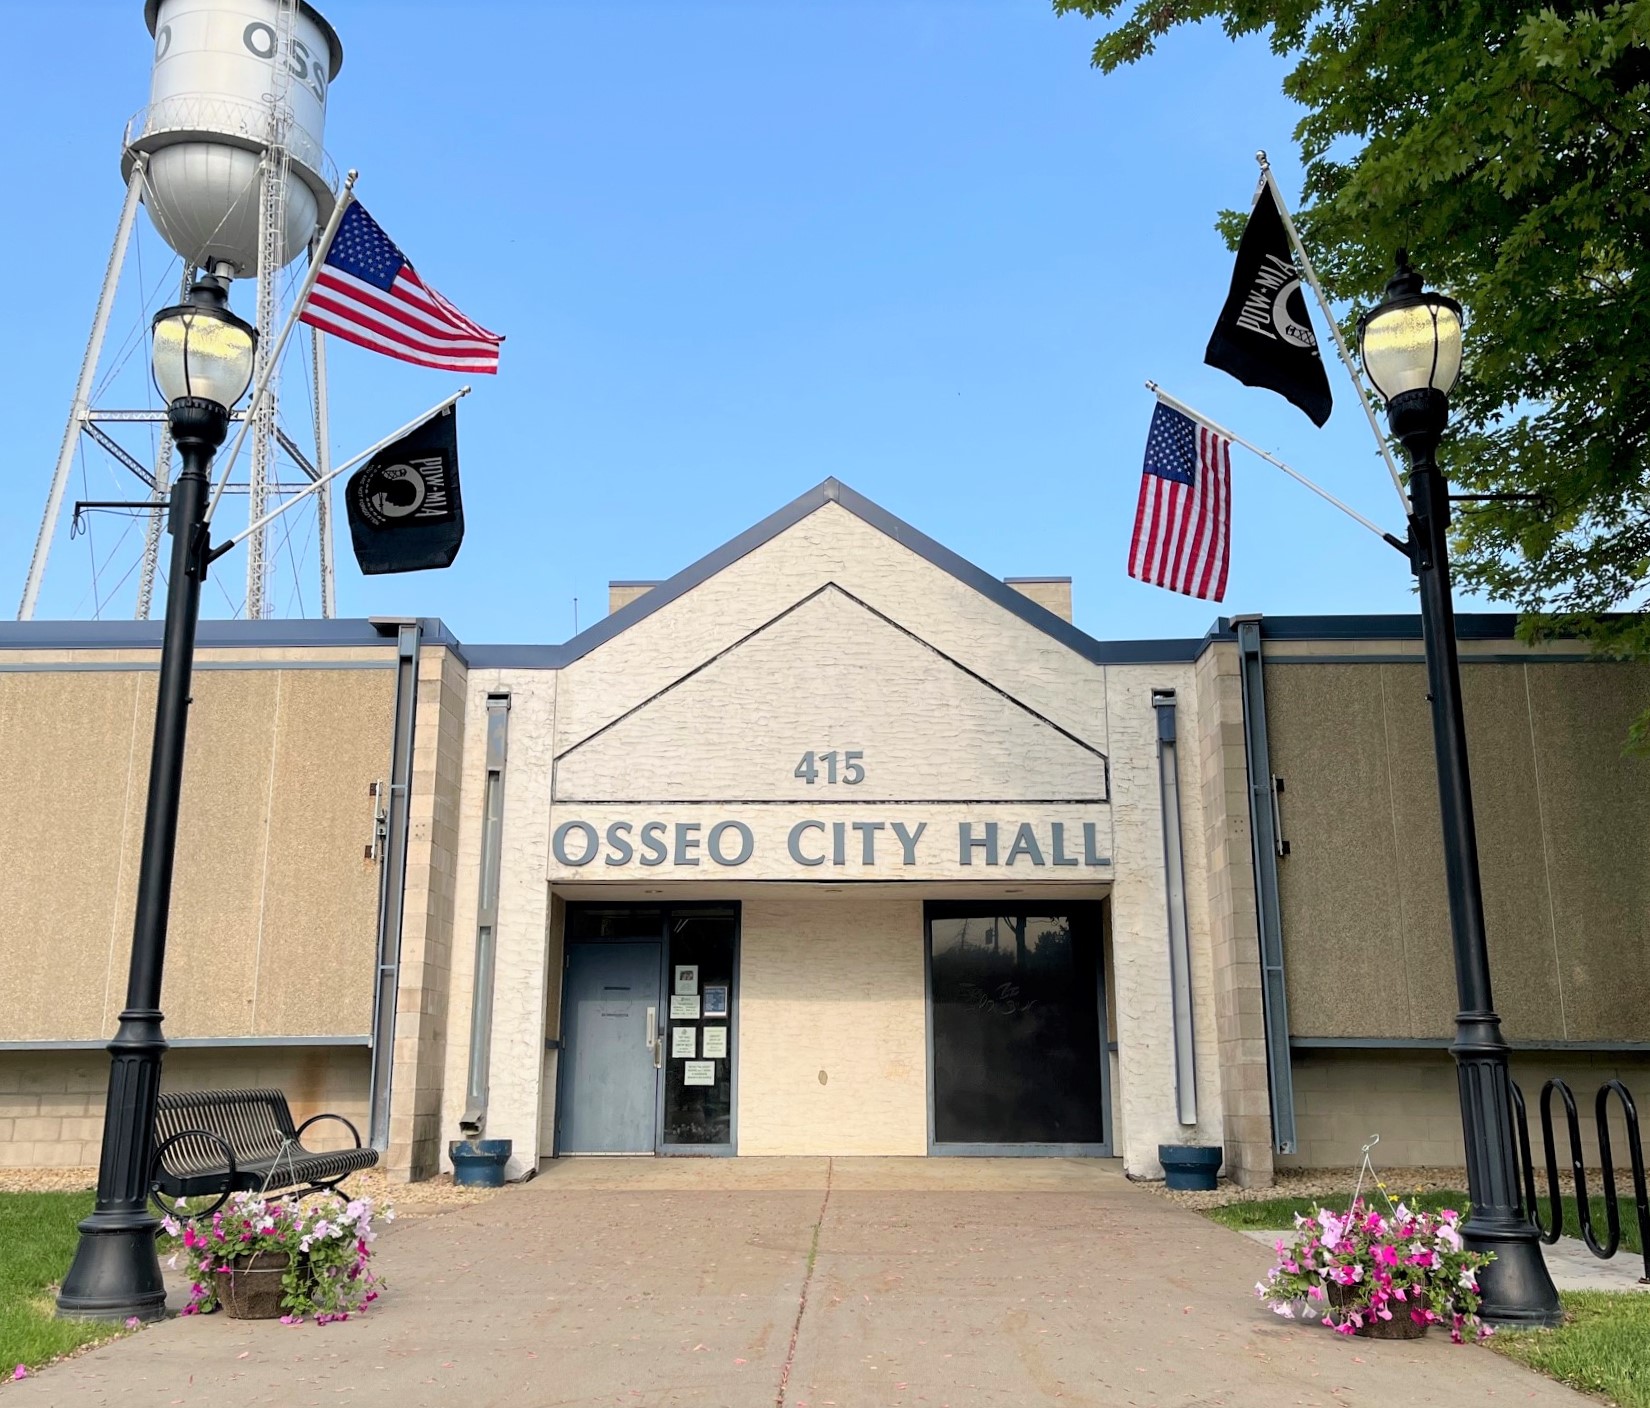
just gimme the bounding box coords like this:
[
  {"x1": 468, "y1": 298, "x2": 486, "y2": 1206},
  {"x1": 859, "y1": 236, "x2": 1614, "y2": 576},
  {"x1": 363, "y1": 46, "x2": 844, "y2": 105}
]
[
  {"x1": 925, "y1": 902, "x2": 1110, "y2": 1154},
  {"x1": 556, "y1": 906, "x2": 739, "y2": 1155}
]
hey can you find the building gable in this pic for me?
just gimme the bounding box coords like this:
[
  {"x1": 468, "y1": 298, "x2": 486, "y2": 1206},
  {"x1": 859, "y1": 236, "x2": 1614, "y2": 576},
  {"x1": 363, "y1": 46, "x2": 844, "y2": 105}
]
[{"x1": 553, "y1": 583, "x2": 1108, "y2": 805}]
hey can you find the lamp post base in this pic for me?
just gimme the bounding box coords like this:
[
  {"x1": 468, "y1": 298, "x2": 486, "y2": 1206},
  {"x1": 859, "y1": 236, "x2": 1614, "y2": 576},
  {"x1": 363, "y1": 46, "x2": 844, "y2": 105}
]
[
  {"x1": 1467, "y1": 1218, "x2": 1564, "y2": 1328},
  {"x1": 55, "y1": 1211, "x2": 167, "y2": 1322}
]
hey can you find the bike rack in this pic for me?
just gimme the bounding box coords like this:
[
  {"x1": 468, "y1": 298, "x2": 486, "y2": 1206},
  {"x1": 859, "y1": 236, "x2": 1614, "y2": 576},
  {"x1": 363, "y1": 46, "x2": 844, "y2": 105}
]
[{"x1": 1512, "y1": 1077, "x2": 1650, "y2": 1284}]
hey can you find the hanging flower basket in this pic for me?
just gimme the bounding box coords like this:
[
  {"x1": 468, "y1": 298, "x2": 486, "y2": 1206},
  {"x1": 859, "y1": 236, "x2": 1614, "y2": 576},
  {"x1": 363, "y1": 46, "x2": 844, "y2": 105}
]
[
  {"x1": 163, "y1": 1190, "x2": 394, "y2": 1324},
  {"x1": 1327, "y1": 1281, "x2": 1427, "y2": 1340},
  {"x1": 1256, "y1": 1197, "x2": 1494, "y2": 1343},
  {"x1": 220, "y1": 1250, "x2": 291, "y2": 1320}
]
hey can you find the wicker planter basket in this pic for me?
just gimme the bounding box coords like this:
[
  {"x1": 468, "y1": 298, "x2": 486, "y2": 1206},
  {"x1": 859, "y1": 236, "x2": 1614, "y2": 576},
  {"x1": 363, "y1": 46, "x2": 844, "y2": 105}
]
[
  {"x1": 220, "y1": 1251, "x2": 291, "y2": 1320},
  {"x1": 1326, "y1": 1281, "x2": 1429, "y2": 1340}
]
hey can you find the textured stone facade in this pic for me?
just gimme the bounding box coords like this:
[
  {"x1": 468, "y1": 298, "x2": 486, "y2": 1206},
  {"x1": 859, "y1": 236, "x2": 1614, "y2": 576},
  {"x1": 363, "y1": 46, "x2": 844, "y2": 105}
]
[{"x1": 10, "y1": 483, "x2": 1644, "y2": 1185}]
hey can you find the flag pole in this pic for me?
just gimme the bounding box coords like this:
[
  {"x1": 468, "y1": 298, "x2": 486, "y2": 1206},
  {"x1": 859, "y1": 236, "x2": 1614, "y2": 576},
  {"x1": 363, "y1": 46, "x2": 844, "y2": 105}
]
[
  {"x1": 1254, "y1": 151, "x2": 1410, "y2": 517},
  {"x1": 1146, "y1": 381, "x2": 1407, "y2": 553},
  {"x1": 203, "y1": 168, "x2": 360, "y2": 527},
  {"x1": 210, "y1": 387, "x2": 471, "y2": 558}
]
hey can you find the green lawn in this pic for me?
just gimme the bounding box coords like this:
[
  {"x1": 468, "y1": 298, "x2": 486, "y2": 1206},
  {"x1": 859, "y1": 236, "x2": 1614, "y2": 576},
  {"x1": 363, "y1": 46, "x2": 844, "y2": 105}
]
[
  {"x1": 1493, "y1": 1292, "x2": 1650, "y2": 1408},
  {"x1": 1205, "y1": 1188, "x2": 1645, "y2": 1256},
  {"x1": 0, "y1": 1191, "x2": 132, "y2": 1375}
]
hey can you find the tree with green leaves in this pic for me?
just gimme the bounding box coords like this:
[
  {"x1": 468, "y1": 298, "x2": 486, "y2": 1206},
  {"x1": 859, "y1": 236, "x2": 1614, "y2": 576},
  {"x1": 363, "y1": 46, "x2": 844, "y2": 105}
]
[{"x1": 1055, "y1": 0, "x2": 1650, "y2": 739}]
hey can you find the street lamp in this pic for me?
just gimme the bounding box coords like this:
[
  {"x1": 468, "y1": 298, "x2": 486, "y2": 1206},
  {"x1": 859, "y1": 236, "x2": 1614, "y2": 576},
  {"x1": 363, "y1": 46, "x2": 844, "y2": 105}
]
[
  {"x1": 1359, "y1": 252, "x2": 1562, "y2": 1327},
  {"x1": 56, "y1": 275, "x2": 255, "y2": 1320}
]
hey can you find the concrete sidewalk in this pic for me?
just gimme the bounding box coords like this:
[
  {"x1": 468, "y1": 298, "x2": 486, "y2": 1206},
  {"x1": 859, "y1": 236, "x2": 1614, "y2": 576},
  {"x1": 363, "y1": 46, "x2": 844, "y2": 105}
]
[{"x1": 10, "y1": 1158, "x2": 1592, "y2": 1407}]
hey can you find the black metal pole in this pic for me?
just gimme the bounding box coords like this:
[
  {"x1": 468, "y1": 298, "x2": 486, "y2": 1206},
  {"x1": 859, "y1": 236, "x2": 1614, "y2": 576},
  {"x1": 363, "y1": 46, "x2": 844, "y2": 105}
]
[
  {"x1": 56, "y1": 397, "x2": 227, "y2": 1321},
  {"x1": 1394, "y1": 388, "x2": 1563, "y2": 1328}
]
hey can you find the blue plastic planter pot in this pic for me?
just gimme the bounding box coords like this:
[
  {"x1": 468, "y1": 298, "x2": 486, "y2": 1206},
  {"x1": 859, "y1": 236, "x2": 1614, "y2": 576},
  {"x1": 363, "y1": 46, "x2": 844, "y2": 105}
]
[
  {"x1": 1158, "y1": 1143, "x2": 1223, "y2": 1191},
  {"x1": 449, "y1": 1138, "x2": 512, "y2": 1188}
]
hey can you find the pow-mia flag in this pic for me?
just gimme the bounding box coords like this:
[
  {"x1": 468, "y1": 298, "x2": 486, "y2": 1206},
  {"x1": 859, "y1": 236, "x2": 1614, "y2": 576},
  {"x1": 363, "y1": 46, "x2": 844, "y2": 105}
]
[
  {"x1": 344, "y1": 406, "x2": 465, "y2": 574},
  {"x1": 1204, "y1": 184, "x2": 1333, "y2": 427}
]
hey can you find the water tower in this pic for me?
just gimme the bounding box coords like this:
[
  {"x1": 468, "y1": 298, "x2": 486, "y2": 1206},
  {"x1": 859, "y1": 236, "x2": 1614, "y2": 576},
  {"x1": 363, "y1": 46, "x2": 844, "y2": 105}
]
[{"x1": 18, "y1": 0, "x2": 345, "y2": 621}]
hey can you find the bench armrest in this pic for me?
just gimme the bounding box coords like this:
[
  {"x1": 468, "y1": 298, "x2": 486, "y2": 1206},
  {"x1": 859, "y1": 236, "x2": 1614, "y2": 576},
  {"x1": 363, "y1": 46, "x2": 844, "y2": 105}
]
[
  {"x1": 295, "y1": 1111, "x2": 365, "y2": 1149},
  {"x1": 150, "y1": 1128, "x2": 238, "y2": 1220}
]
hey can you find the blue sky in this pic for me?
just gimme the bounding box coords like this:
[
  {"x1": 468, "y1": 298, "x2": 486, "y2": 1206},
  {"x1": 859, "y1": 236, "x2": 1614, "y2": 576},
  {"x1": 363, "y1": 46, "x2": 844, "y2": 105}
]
[{"x1": 5, "y1": 1, "x2": 1473, "y2": 643}]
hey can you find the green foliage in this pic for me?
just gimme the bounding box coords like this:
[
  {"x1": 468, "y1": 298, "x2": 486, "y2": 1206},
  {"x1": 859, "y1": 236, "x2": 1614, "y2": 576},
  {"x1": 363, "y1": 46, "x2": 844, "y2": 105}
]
[
  {"x1": 0, "y1": 1191, "x2": 129, "y2": 1374},
  {"x1": 1203, "y1": 1187, "x2": 1644, "y2": 1255},
  {"x1": 1056, "y1": 0, "x2": 1650, "y2": 735},
  {"x1": 1494, "y1": 1292, "x2": 1650, "y2": 1407},
  {"x1": 1203, "y1": 1187, "x2": 1469, "y2": 1231}
]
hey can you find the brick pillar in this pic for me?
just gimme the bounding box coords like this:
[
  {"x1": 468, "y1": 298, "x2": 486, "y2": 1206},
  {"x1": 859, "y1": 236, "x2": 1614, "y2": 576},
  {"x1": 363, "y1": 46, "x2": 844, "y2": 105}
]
[
  {"x1": 385, "y1": 647, "x2": 468, "y2": 1181},
  {"x1": 1195, "y1": 642, "x2": 1275, "y2": 1187}
]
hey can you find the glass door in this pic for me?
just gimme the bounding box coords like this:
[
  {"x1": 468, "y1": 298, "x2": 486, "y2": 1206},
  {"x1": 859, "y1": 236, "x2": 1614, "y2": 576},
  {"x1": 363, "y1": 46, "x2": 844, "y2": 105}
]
[
  {"x1": 659, "y1": 910, "x2": 738, "y2": 1152},
  {"x1": 925, "y1": 903, "x2": 1110, "y2": 1153}
]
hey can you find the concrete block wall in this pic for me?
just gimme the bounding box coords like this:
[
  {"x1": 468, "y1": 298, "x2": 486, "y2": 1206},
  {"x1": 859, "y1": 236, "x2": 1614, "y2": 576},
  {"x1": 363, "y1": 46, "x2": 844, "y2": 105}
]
[
  {"x1": 1103, "y1": 663, "x2": 1226, "y2": 1178},
  {"x1": 385, "y1": 646, "x2": 468, "y2": 1181},
  {"x1": 0, "y1": 1047, "x2": 370, "y2": 1167},
  {"x1": 1193, "y1": 641, "x2": 1274, "y2": 1187},
  {"x1": 439, "y1": 669, "x2": 559, "y2": 1180},
  {"x1": 737, "y1": 894, "x2": 928, "y2": 1154},
  {"x1": 1282, "y1": 1048, "x2": 1650, "y2": 1171}
]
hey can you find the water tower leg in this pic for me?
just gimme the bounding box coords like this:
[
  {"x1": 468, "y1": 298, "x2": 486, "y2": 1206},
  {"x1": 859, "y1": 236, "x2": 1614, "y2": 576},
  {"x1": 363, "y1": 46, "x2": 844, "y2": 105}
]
[
  {"x1": 17, "y1": 161, "x2": 147, "y2": 621},
  {"x1": 136, "y1": 265, "x2": 198, "y2": 621},
  {"x1": 312, "y1": 324, "x2": 336, "y2": 618}
]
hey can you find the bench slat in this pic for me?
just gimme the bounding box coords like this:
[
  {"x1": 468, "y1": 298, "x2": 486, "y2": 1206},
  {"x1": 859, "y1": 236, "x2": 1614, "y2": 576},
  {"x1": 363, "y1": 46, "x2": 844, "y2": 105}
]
[{"x1": 152, "y1": 1088, "x2": 377, "y2": 1203}]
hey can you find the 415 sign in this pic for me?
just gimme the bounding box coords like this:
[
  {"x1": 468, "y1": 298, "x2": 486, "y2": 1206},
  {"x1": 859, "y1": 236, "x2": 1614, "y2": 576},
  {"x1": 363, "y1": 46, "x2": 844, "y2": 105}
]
[{"x1": 794, "y1": 750, "x2": 864, "y2": 785}]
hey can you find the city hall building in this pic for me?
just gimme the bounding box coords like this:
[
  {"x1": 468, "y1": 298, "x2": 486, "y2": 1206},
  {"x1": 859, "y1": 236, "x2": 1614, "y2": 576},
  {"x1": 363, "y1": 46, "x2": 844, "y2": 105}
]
[{"x1": 2, "y1": 480, "x2": 1647, "y2": 1186}]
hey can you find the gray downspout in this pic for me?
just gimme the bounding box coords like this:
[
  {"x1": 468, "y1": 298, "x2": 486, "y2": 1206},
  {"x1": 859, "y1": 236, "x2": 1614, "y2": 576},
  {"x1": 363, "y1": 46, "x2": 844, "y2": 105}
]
[
  {"x1": 459, "y1": 692, "x2": 511, "y2": 1137},
  {"x1": 1152, "y1": 689, "x2": 1197, "y2": 1126},
  {"x1": 1232, "y1": 615, "x2": 1296, "y2": 1154},
  {"x1": 367, "y1": 619, "x2": 421, "y2": 1152}
]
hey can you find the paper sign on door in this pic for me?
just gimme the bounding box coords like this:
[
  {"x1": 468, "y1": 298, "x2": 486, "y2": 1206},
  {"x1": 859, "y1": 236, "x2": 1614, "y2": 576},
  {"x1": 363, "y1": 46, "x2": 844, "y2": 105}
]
[{"x1": 671, "y1": 1026, "x2": 697, "y2": 1059}]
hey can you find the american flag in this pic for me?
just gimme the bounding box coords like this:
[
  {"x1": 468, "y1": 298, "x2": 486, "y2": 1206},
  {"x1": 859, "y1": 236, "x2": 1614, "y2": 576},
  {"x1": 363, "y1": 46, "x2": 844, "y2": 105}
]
[
  {"x1": 1127, "y1": 401, "x2": 1232, "y2": 601},
  {"x1": 300, "y1": 201, "x2": 503, "y2": 374}
]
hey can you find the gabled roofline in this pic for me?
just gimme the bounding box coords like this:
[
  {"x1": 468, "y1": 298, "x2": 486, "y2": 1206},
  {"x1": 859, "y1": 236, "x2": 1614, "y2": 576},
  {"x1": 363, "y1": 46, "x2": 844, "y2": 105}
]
[{"x1": 465, "y1": 478, "x2": 1207, "y2": 669}]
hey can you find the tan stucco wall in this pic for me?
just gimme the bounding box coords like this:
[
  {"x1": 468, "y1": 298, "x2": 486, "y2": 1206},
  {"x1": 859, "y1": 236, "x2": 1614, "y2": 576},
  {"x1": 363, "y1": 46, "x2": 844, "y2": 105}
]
[
  {"x1": 1282, "y1": 1048, "x2": 1650, "y2": 1172},
  {"x1": 0, "y1": 1046, "x2": 370, "y2": 1168},
  {"x1": 736, "y1": 895, "x2": 928, "y2": 1155},
  {"x1": 1266, "y1": 659, "x2": 1650, "y2": 1043},
  {"x1": 0, "y1": 663, "x2": 394, "y2": 1043}
]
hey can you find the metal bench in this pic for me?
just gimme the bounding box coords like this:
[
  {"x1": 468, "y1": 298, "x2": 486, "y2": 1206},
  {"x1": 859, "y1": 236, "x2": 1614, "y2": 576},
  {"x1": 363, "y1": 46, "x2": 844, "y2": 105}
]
[{"x1": 151, "y1": 1087, "x2": 378, "y2": 1216}]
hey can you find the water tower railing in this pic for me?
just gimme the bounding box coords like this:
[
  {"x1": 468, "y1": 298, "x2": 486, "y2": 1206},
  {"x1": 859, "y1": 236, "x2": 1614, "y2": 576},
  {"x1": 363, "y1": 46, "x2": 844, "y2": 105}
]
[{"x1": 124, "y1": 98, "x2": 339, "y2": 193}]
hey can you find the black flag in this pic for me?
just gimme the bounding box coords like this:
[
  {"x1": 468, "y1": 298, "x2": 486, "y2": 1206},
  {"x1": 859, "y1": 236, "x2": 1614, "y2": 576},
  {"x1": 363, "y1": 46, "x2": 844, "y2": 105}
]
[
  {"x1": 1204, "y1": 184, "x2": 1333, "y2": 427},
  {"x1": 344, "y1": 406, "x2": 464, "y2": 574}
]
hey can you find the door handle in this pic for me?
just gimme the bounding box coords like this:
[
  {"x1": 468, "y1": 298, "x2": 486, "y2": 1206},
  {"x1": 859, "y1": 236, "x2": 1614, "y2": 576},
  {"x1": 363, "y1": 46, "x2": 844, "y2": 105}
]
[{"x1": 646, "y1": 1006, "x2": 663, "y2": 1068}]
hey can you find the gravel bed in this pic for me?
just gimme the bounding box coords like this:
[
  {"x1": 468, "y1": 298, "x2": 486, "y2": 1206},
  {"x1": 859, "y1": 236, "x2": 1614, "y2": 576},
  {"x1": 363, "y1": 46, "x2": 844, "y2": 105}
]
[
  {"x1": 1149, "y1": 1163, "x2": 1645, "y2": 1211},
  {"x1": 0, "y1": 1165, "x2": 504, "y2": 1215}
]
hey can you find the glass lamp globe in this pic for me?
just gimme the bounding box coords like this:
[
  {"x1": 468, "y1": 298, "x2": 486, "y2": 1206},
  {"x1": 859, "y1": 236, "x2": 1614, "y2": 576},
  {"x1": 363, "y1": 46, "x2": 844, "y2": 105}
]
[
  {"x1": 1357, "y1": 251, "x2": 1463, "y2": 403},
  {"x1": 151, "y1": 279, "x2": 258, "y2": 411}
]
